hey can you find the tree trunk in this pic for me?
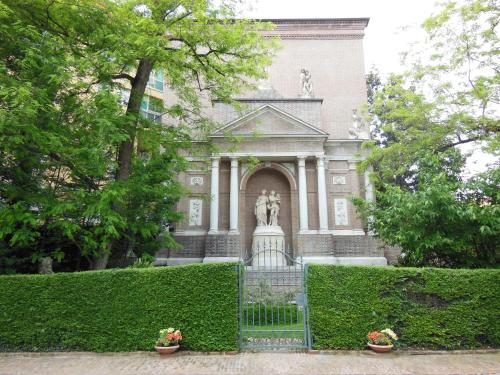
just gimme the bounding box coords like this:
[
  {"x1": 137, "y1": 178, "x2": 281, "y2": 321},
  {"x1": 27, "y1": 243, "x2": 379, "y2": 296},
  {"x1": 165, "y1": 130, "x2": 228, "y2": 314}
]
[
  {"x1": 117, "y1": 58, "x2": 154, "y2": 181},
  {"x1": 91, "y1": 252, "x2": 110, "y2": 270},
  {"x1": 92, "y1": 58, "x2": 154, "y2": 270}
]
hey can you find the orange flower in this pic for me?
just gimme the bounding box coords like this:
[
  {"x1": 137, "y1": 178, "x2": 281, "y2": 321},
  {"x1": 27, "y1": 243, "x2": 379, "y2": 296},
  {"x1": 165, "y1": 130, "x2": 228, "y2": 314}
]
[{"x1": 368, "y1": 331, "x2": 384, "y2": 342}]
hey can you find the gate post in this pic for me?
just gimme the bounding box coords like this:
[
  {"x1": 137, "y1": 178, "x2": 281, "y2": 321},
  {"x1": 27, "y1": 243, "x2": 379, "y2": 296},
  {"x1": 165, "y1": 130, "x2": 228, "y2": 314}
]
[
  {"x1": 237, "y1": 261, "x2": 244, "y2": 351},
  {"x1": 303, "y1": 263, "x2": 312, "y2": 349}
]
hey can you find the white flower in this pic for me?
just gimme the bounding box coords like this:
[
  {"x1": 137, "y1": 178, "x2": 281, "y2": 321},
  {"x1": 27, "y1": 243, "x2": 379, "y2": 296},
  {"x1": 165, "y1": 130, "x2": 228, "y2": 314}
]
[
  {"x1": 381, "y1": 328, "x2": 398, "y2": 341},
  {"x1": 167, "y1": 327, "x2": 175, "y2": 333}
]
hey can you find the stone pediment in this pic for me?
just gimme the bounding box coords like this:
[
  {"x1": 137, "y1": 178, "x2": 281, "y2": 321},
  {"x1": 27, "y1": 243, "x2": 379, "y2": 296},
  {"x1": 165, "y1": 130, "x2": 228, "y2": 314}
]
[{"x1": 212, "y1": 104, "x2": 328, "y2": 138}]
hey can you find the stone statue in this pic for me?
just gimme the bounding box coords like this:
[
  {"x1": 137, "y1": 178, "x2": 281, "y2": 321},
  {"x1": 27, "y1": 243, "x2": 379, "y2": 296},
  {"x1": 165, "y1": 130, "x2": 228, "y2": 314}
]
[
  {"x1": 255, "y1": 189, "x2": 269, "y2": 226},
  {"x1": 268, "y1": 191, "x2": 281, "y2": 226},
  {"x1": 348, "y1": 109, "x2": 370, "y2": 139},
  {"x1": 38, "y1": 257, "x2": 53, "y2": 274},
  {"x1": 300, "y1": 68, "x2": 314, "y2": 97},
  {"x1": 257, "y1": 66, "x2": 272, "y2": 91},
  {"x1": 252, "y1": 191, "x2": 286, "y2": 267}
]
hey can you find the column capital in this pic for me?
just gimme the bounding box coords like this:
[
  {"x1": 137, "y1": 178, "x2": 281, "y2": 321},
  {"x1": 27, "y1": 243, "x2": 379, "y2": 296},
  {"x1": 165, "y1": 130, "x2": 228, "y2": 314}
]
[
  {"x1": 348, "y1": 160, "x2": 358, "y2": 170},
  {"x1": 230, "y1": 157, "x2": 238, "y2": 167},
  {"x1": 316, "y1": 155, "x2": 326, "y2": 168},
  {"x1": 297, "y1": 156, "x2": 306, "y2": 167},
  {"x1": 210, "y1": 156, "x2": 220, "y2": 167}
]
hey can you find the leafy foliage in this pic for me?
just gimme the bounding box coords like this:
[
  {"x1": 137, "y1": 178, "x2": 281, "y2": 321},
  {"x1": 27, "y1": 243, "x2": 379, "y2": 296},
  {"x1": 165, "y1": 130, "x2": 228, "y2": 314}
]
[
  {"x1": 354, "y1": 155, "x2": 499, "y2": 268},
  {"x1": 0, "y1": 263, "x2": 239, "y2": 352},
  {"x1": 0, "y1": 0, "x2": 276, "y2": 272},
  {"x1": 357, "y1": 0, "x2": 499, "y2": 267},
  {"x1": 363, "y1": 0, "x2": 498, "y2": 173},
  {"x1": 307, "y1": 265, "x2": 500, "y2": 349}
]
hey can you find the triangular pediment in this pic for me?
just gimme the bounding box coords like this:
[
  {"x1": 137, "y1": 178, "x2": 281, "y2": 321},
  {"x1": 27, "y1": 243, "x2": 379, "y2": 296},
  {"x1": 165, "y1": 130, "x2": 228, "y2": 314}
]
[{"x1": 212, "y1": 104, "x2": 328, "y2": 137}]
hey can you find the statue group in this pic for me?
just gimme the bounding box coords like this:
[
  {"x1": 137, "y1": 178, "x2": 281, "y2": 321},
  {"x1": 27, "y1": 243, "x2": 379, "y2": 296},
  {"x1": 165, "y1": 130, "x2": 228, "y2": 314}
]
[{"x1": 255, "y1": 189, "x2": 281, "y2": 227}]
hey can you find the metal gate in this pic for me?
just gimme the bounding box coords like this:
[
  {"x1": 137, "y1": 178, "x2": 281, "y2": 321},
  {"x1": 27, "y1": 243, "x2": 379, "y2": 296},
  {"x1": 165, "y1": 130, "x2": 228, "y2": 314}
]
[{"x1": 239, "y1": 245, "x2": 311, "y2": 350}]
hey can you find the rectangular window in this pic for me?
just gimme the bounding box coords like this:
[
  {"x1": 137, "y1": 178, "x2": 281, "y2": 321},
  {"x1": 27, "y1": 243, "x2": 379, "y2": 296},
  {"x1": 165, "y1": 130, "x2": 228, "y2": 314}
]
[
  {"x1": 119, "y1": 90, "x2": 163, "y2": 122},
  {"x1": 140, "y1": 96, "x2": 148, "y2": 111},
  {"x1": 148, "y1": 96, "x2": 163, "y2": 113},
  {"x1": 140, "y1": 95, "x2": 163, "y2": 122},
  {"x1": 147, "y1": 70, "x2": 164, "y2": 91}
]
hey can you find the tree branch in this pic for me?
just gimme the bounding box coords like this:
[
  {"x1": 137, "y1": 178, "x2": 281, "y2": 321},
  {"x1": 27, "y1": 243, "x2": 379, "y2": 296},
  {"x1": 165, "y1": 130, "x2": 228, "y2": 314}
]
[
  {"x1": 112, "y1": 73, "x2": 134, "y2": 82},
  {"x1": 437, "y1": 136, "x2": 481, "y2": 151}
]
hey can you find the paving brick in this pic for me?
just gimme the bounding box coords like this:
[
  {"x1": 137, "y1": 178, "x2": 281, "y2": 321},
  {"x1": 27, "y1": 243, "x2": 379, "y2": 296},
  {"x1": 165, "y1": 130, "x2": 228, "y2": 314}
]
[{"x1": 0, "y1": 351, "x2": 498, "y2": 375}]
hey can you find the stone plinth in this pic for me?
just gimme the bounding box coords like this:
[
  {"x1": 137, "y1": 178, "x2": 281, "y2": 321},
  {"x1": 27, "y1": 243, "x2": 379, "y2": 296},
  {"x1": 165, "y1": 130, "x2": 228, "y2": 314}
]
[{"x1": 251, "y1": 225, "x2": 287, "y2": 267}]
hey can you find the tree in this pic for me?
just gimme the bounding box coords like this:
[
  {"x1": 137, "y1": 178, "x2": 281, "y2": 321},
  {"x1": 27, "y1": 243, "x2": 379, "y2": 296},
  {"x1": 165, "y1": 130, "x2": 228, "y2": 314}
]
[
  {"x1": 355, "y1": 155, "x2": 499, "y2": 268},
  {"x1": 0, "y1": 0, "x2": 276, "y2": 272},
  {"x1": 356, "y1": 0, "x2": 499, "y2": 267}
]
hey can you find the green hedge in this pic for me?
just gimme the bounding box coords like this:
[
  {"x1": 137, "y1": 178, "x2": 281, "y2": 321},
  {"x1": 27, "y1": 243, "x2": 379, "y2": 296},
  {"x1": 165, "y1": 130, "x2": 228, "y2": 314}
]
[
  {"x1": 0, "y1": 263, "x2": 239, "y2": 352},
  {"x1": 307, "y1": 265, "x2": 500, "y2": 350}
]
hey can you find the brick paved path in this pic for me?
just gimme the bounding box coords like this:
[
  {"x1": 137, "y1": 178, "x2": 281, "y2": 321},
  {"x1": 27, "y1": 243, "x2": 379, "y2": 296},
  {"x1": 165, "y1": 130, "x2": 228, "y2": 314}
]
[{"x1": 0, "y1": 351, "x2": 499, "y2": 375}]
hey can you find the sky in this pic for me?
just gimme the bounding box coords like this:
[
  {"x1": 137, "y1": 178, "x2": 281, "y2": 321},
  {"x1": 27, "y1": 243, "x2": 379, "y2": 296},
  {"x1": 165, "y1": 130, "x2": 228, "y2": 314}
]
[
  {"x1": 243, "y1": 0, "x2": 439, "y2": 75},
  {"x1": 241, "y1": 0, "x2": 497, "y2": 174}
]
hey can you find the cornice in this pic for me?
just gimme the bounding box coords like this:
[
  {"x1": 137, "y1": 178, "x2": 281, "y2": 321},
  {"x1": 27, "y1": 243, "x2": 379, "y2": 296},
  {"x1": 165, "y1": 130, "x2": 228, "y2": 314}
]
[
  {"x1": 230, "y1": 98, "x2": 324, "y2": 103},
  {"x1": 259, "y1": 17, "x2": 369, "y2": 40},
  {"x1": 263, "y1": 33, "x2": 364, "y2": 40},
  {"x1": 260, "y1": 18, "x2": 370, "y2": 27}
]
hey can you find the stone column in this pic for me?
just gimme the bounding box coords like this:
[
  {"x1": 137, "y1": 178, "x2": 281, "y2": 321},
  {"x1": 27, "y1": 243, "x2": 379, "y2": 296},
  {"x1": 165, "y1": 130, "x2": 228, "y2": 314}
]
[
  {"x1": 208, "y1": 156, "x2": 220, "y2": 233},
  {"x1": 229, "y1": 157, "x2": 239, "y2": 234},
  {"x1": 364, "y1": 167, "x2": 375, "y2": 235},
  {"x1": 297, "y1": 156, "x2": 309, "y2": 231},
  {"x1": 316, "y1": 155, "x2": 329, "y2": 231},
  {"x1": 364, "y1": 167, "x2": 375, "y2": 203}
]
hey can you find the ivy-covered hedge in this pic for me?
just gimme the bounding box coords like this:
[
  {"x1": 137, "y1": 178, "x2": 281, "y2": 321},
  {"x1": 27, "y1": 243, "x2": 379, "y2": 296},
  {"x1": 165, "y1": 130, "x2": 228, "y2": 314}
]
[
  {"x1": 0, "y1": 263, "x2": 239, "y2": 352},
  {"x1": 307, "y1": 265, "x2": 500, "y2": 350}
]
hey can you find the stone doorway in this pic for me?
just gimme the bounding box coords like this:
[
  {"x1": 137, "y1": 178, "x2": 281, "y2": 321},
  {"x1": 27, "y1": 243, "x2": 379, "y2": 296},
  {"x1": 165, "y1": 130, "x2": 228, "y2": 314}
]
[{"x1": 243, "y1": 167, "x2": 293, "y2": 258}]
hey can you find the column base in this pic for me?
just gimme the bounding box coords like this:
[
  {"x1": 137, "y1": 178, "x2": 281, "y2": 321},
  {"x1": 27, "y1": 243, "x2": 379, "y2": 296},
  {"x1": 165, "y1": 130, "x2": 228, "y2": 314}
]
[
  {"x1": 298, "y1": 229, "x2": 316, "y2": 234},
  {"x1": 203, "y1": 257, "x2": 240, "y2": 263},
  {"x1": 302, "y1": 256, "x2": 387, "y2": 266},
  {"x1": 155, "y1": 257, "x2": 203, "y2": 266},
  {"x1": 205, "y1": 232, "x2": 242, "y2": 258}
]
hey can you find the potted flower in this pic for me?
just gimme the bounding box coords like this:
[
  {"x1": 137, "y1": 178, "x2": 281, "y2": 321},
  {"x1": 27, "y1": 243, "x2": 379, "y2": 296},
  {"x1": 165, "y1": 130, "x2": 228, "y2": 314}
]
[
  {"x1": 367, "y1": 328, "x2": 398, "y2": 353},
  {"x1": 155, "y1": 327, "x2": 182, "y2": 354}
]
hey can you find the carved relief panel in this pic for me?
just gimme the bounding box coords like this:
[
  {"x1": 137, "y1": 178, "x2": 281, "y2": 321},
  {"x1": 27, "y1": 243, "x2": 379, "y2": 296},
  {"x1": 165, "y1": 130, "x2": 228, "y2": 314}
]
[
  {"x1": 188, "y1": 199, "x2": 203, "y2": 226},
  {"x1": 334, "y1": 198, "x2": 349, "y2": 226}
]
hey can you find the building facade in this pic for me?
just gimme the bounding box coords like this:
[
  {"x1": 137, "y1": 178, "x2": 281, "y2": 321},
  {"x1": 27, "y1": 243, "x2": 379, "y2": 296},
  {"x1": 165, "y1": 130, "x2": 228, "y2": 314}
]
[{"x1": 155, "y1": 18, "x2": 388, "y2": 266}]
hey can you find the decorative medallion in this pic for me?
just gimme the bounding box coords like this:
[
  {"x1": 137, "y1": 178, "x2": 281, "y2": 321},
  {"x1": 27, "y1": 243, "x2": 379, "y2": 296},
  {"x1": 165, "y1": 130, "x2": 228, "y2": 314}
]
[
  {"x1": 332, "y1": 176, "x2": 346, "y2": 185},
  {"x1": 190, "y1": 176, "x2": 204, "y2": 186}
]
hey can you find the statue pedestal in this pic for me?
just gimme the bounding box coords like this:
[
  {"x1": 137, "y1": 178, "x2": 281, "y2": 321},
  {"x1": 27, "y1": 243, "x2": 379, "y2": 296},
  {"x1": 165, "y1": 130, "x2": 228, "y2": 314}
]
[{"x1": 251, "y1": 225, "x2": 287, "y2": 267}]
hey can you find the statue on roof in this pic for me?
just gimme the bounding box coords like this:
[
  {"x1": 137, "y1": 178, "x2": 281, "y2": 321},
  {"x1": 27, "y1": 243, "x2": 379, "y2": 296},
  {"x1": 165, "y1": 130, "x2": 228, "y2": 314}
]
[
  {"x1": 348, "y1": 109, "x2": 370, "y2": 139},
  {"x1": 300, "y1": 68, "x2": 314, "y2": 98}
]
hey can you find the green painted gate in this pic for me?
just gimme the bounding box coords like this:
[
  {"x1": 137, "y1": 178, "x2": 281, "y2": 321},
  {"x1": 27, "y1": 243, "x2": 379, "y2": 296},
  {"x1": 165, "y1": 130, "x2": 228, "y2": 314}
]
[{"x1": 239, "y1": 246, "x2": 311, "y2": 350}]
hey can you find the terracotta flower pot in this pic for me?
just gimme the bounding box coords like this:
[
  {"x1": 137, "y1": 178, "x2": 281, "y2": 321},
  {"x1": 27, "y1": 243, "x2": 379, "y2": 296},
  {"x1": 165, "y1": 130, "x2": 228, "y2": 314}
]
[
  {"x1": 155, "y1": 345, "x2": 180, "y2": 355},
  {"x1": 367, "y1": 343, "x2": 393, "y2": 353}
]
